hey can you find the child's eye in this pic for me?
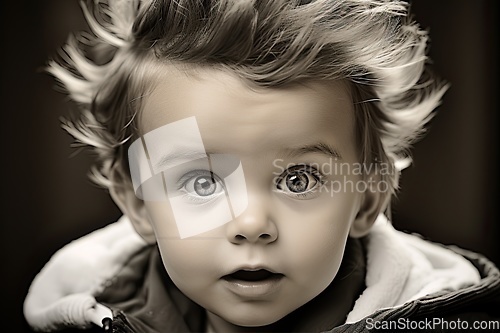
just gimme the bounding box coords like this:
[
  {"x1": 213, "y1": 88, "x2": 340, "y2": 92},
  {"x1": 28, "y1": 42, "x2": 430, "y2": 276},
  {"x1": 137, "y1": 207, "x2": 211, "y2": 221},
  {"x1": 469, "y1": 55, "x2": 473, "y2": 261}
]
[
  {"x1": 178, "y1": 170, "x2": 225, "y2": 200},
  {"x1": 189, "y1": 175, "x2": 218, "y2": 196},
  {"x1": 275, "y1": 165, "x2": 324, "y2": 199}
]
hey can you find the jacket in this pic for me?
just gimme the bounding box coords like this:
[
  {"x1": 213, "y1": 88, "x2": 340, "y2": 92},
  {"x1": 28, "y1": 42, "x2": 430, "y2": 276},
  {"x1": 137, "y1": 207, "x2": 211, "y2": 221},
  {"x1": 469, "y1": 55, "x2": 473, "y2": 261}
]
[{"x1": 24, "y1": 215, "x2": 500, "y2": 332}]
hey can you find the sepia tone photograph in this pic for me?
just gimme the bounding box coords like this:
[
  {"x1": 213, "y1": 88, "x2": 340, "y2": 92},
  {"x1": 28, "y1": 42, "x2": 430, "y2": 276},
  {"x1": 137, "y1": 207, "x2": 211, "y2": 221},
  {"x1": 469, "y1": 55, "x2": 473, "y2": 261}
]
[{"x1": 1, "y1": 1, "x2": 498, "y2": 332}]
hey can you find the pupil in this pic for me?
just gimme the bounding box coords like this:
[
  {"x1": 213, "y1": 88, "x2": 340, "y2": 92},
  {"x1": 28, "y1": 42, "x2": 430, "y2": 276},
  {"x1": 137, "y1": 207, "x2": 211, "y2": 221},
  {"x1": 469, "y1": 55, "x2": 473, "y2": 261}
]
[
  {"x1": 286, "y1": 172, "x2": 309, "y2": 193},
  {"x1": 194, "y1": 176, "x2": 216, "y2": 196}
]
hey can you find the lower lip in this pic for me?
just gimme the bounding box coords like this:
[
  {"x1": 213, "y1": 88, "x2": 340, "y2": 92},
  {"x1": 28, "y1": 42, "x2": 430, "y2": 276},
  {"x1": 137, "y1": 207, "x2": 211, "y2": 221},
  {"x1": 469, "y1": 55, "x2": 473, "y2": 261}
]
[{"x1": 222, "y1": 275, "x2": 284, "y2": 298}]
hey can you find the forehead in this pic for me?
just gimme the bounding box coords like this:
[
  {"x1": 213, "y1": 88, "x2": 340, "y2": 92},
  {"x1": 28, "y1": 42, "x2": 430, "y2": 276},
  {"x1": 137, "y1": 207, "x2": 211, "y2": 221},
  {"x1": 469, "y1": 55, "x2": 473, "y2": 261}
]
[{"x1": 139, "y1": 65, "x2": 358, "y2": 159}]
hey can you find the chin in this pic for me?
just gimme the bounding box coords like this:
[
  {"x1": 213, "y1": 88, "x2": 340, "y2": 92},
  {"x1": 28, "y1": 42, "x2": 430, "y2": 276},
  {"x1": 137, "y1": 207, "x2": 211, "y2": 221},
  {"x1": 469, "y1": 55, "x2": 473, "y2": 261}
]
[{"x1": 223, "y1": 310, "x2": 287, "y2": 328}]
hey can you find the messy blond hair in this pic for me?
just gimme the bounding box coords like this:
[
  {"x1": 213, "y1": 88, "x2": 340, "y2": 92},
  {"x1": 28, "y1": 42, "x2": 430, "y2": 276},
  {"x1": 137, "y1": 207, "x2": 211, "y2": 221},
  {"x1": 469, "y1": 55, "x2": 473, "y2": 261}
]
[{"x1": 48, "y1": 0, "x2": 447, "y2": 202}]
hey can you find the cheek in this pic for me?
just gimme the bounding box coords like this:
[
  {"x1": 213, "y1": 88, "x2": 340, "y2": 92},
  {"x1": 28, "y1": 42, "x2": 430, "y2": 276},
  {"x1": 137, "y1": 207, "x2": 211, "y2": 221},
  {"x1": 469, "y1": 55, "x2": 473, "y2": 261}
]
[
  {"x1": 144, "y1": 201, "x2": 179, "y2": 237},
  {"x1": 275, "y1": 190, "x2": 361, "y2": 288},
  {"x1": 282, "y1": 217, "x2": 351, "y2": 290},
  {"x1": 144, "y1": 201, "x2": 210, "y2": 284},
  {"x1": 155, "y1": 239, "x2": 223, "y2": 312},
  {"x1": 157, "y1": 238, "x2": 211, "y2": 287}
]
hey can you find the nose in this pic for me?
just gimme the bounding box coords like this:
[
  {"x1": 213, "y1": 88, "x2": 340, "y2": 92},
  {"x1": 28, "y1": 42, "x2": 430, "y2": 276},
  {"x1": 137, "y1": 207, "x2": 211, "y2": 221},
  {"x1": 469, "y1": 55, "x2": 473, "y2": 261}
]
[{"x1": 226, "y1": 193, "x2": 278, "y2": 245}]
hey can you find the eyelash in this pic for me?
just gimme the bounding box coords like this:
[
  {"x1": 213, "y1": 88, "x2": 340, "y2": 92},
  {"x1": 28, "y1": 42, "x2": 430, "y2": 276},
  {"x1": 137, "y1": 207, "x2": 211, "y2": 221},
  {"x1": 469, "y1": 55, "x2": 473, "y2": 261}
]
[
  {"x1": 274, "y1": 164, "x2": 325, "y2": 200},
  {"x1": 176, "y1": 170, "x2": 226, "y2": 204}
]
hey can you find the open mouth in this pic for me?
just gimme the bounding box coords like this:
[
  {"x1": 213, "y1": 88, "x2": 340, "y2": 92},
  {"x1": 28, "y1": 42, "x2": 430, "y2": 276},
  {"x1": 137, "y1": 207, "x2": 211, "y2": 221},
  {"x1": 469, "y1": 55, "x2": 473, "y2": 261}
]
[
  {"x1": 223, "y1": 269, "x2": 284, "y2": 282},
  {"x1": 222, "y1": 269, "x2": 285, "y2": 297}
]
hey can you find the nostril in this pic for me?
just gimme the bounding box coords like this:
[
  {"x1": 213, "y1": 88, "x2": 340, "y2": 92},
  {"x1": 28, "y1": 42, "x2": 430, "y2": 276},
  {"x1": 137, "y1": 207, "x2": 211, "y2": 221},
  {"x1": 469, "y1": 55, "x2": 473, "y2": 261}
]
[
  {"x1": 260, "y1": 233, "x2": 271, "y2": 239},
  {"x1": 235, "y1": 234, "x2": 246, "y2": 241}
]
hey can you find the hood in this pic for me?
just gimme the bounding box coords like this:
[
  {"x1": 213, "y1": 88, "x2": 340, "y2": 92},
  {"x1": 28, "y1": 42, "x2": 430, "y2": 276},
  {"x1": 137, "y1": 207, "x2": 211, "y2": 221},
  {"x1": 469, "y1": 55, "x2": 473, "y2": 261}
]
[{"x1": 23, "y1": 214, "x2": 489, "y2": 331}]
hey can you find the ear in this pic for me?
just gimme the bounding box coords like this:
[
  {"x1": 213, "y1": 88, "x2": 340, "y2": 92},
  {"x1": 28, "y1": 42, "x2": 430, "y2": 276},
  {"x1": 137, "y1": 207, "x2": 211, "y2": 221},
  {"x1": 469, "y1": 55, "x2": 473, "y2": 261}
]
[
  {"x1": 109, "y1": 184, "x2": 157, "y2": 244},
  {"x1": 349, "y1": 178, "x2": 388, "y2": 238}
]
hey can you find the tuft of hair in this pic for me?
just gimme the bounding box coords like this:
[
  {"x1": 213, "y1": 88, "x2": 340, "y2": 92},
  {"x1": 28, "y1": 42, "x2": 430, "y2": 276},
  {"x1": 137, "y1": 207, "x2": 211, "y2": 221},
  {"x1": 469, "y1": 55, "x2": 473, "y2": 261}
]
[{"x1": 48, "y1": 0, "x2": 448, "y2": 197}]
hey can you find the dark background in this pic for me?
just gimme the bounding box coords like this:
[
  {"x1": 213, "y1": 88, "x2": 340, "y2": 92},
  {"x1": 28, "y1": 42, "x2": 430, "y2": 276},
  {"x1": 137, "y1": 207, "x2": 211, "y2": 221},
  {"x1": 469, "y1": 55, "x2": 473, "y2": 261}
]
[{"x1": 1, "y1": 1, "x2": 498, "y2": 332}]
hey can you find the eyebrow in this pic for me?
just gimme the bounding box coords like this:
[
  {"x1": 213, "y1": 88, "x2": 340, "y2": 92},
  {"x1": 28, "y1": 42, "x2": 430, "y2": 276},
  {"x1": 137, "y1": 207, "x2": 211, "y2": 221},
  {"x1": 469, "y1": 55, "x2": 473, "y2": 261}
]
[
  {"x1": 153, "y1": 149, "x2": 211, "y2": 171},
  {"x1": 279, "y1": 142, "x2": 342, "y2": 160},
  {"x1": 152, "y1": 142, "x2": 342, "y2": 171}
]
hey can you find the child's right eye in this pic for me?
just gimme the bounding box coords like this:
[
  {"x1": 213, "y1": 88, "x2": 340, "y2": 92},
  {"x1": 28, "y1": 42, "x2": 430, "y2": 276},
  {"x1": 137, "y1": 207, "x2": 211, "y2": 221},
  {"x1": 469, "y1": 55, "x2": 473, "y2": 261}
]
[
  {"x1": 177, "y1": 170, "x2": 226, "y2": 203},
  {"x1": 188, "y1": 175, "x2": 219, "y2": 196}
]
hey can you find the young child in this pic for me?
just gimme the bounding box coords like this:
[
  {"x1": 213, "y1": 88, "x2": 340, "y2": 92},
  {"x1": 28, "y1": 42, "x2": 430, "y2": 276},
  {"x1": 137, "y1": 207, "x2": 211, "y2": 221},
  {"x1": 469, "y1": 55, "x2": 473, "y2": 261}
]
[{"x1": 24, "y1": 0, "x2": 500, "y2": 332}]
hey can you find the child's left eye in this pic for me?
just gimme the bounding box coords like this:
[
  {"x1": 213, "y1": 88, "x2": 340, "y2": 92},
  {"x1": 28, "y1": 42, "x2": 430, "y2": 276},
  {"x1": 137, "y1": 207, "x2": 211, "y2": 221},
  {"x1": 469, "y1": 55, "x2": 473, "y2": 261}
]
[{"x1": 275, "y1": 165, "x2": 323, "y2": 199}]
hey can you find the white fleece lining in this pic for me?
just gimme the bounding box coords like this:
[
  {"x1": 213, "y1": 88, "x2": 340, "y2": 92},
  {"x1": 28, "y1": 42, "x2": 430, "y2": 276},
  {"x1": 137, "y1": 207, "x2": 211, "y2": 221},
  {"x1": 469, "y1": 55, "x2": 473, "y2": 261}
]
[
  {"x1": 23, "y1": 216, "x2": 146, "y2": 331},
  {"x1": 345, "y1": 215, "x2": 481, "y2": 323}
]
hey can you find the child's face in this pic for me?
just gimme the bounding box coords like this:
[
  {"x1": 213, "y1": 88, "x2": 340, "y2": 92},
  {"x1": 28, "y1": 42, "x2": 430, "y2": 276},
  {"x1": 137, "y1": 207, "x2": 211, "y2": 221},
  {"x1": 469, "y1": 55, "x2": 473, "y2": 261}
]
[{"x1": 131, "y1": 65, "x2": 374, "y2": 327}]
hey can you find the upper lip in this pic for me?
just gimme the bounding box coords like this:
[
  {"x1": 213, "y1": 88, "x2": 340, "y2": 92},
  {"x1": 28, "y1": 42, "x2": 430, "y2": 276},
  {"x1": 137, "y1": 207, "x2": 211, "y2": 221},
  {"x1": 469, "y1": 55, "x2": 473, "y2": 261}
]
[{"x1": 224, "y1": 265, "x2": 282, "y2": 276}]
